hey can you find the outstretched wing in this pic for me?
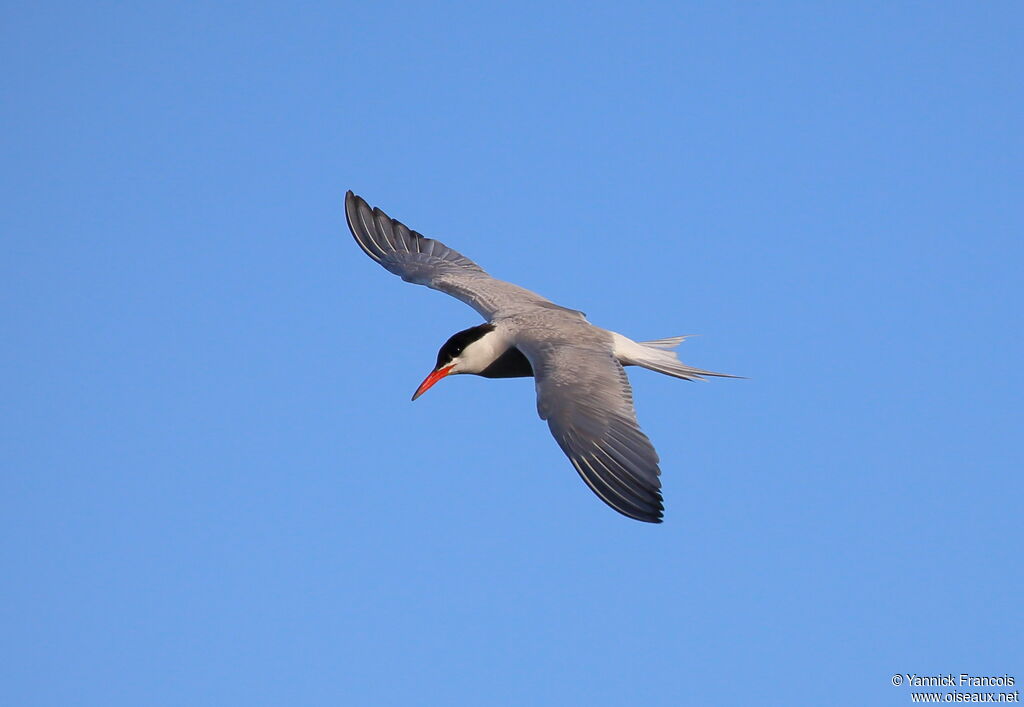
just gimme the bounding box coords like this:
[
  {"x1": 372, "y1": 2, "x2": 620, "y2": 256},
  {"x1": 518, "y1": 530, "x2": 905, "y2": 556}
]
[
  {"x1": 345, "y1": 191, "x2": 554, "y2": 319},
  {"x1": 516, "y1": 331, "x2": 665, "y2": 523}
]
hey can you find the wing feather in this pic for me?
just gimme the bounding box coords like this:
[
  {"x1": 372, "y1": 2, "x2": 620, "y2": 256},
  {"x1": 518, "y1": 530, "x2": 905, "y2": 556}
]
[
  {"x1": 345, "y1": 192, "x2": 554, "y2": 319},
  {"x1": 517, "y1": 333, "x2": 665, "y2": 523}
]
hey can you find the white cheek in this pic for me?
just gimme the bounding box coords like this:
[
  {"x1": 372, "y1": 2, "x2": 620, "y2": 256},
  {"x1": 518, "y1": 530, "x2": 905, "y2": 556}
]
[{"x1": 456, "y1": 344, "x2": 490, "y2": 373}]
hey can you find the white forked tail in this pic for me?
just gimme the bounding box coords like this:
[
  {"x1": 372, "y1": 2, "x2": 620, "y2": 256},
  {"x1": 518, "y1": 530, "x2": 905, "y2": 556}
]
[{"x1": 612, "y1": 333, "x2": 740, "y2": 381}]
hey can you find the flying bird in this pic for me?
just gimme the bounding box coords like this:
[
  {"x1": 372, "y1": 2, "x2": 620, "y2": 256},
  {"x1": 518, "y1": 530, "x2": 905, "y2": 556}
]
[{"x1": 345, "y1": 191, "x2": 737, "y2": 523}]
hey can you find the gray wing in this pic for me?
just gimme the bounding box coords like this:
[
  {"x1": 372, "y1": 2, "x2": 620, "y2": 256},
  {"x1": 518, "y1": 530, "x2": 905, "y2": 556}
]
[
  {"x1": 345, "y1": 191, "x2": 554, "y2": 319},
  {"x1": 517, "y1": 332, "x2": 665, "y2": 523}
]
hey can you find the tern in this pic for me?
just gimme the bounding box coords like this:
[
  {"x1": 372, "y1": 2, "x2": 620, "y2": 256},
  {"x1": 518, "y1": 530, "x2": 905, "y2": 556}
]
[{"x1": 345, "y1": 191, "x2": 737, "y2": 523}]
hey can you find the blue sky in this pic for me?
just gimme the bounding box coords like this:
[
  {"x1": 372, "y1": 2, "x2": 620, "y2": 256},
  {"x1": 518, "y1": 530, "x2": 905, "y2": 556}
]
[{"x1": 3, "y1": 2, "x2": 1022, "y2": 705}]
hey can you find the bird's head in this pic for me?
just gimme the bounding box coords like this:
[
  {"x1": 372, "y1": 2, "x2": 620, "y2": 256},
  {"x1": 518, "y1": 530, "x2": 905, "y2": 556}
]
[{"x1": 411, "y1": 323, "x2": 500, "y2": 400}]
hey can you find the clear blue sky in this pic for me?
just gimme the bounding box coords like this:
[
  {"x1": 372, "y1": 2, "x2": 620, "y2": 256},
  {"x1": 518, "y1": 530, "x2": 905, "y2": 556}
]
[{"x1": 3, "y1": 3, "x2": 1022, "y2": 705}]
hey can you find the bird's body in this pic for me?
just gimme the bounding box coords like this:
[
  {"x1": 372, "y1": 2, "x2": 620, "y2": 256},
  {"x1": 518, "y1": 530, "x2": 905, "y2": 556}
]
[{"x1": 345, "y1": 191, "x2": 737, "y2": 523}]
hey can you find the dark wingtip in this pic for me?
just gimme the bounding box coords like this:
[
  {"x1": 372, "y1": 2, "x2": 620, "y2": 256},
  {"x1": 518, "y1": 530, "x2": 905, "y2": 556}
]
[
  {"x1": 344, "y1": 190, "x2": 363, "y2": 221},
  {"x1": 344, "y1": 190, "x2": 358, "y2": 226},
  {"x1": 639, "y1": 493, "x2": 664, "y2": 522},
  {"x1": 344, "y1": 191, "x2": 387, "y2": 263},
  {"x1": 626, "y1": 508, "x2": 664, "y2": 524},
  {"x1": 634, "y1": 497, "x2": 665, "y2": 524},
  {"x1": 601, "y1": 503, "x2": 664, "y2": 524}
]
